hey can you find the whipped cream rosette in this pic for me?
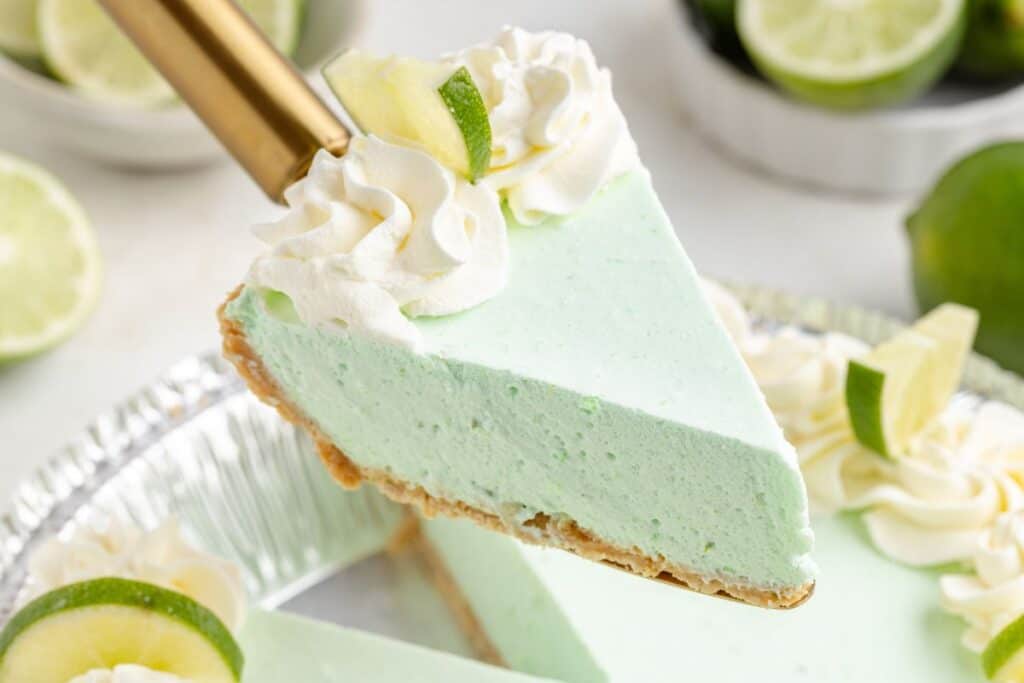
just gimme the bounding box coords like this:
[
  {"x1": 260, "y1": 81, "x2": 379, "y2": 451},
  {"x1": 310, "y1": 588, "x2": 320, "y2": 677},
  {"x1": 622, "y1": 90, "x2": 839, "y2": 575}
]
[
  {"x1": 941, "y1": 511, "x2": 1024, "y2": 653},
  {"x1": 248, "y1": 137, "x2": 508, "y2": 353},
  {"x1": 25, "y1": 517, "x2": 246, "y2": 633},
  {"x1": 451, "y1": 26, "x2": 640, "y2": 224},
  {"x1": 847, "y1": 401, "x2": 1024, "y2": 567},
  {"x1": 700, "y1": 279, "x2": 752, "y2": 347}
]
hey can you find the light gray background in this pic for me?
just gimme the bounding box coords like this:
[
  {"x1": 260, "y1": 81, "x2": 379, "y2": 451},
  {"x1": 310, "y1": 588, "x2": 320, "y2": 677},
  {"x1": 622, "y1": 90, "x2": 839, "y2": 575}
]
[{"x1": 0, "y1": 0, "x2": 914, "y2": 501}]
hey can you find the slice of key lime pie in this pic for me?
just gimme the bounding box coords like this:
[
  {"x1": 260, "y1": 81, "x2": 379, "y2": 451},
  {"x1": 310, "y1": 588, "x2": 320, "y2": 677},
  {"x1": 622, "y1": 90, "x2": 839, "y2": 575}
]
[{"x1": 219, "y1": 27, "x2": 816, "y2": 608}]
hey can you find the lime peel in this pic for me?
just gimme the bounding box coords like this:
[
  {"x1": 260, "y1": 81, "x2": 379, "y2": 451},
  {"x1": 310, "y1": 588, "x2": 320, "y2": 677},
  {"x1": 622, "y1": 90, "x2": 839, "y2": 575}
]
[
  {"x1": 438, "y1": 66, "x2": 492, "y2": 181},
  {"x1": 984, "y1": 612, "x2": 1024, "y2": 681}
]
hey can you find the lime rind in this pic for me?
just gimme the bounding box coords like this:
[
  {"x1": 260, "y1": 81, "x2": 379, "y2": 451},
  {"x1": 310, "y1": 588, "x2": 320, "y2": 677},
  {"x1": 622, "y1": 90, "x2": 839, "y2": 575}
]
[
  {"x1": 0, "y1": 577, "x2": 243, "y2": 680},
  {"x1": 846, "y1": 359, "x2": 890, "y2": 457},
  {"x1": 984, "y1": 612, "x2": 1024, "y2": 680},
  {"x1": 0, "y1": 153, "x2": 102, "y2": 362},
  {"x1": 846, "y1": 331, "x2": 936, "y2": 458},
  {"x1": 438, "y1": 66, "x2": 492, "y2": 181},
  {"x1": 738, "y1": 0, "x2": 967, "y2": 109}
]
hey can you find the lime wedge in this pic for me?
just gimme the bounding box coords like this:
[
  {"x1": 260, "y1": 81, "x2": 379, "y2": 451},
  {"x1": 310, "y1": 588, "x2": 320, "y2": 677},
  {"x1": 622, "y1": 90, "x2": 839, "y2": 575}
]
[
  {"x1": 0, "y1": 578, "x2": 243, "y2": 682},
  {"x1": 737, "y1": 0, "x2": 967, "y2": 110},
  {"x1": 986, "y1": 612, "x2": 1024, "y2": 682},
  {"x1": 0, "y1": 0, "x2": 40, "y2": 58},
  {"x1": 323, "y1": 50, "x2": 492, "y2": 181},
  {"x1": 0, "y1": 153, "x2": 102, "y2": 362},
  {"x1": 846, "y1": 303, "x2": 978, "y2": 458},
  {"x1": 38, "y1": 0, "x2": 303, "y2": 107}
]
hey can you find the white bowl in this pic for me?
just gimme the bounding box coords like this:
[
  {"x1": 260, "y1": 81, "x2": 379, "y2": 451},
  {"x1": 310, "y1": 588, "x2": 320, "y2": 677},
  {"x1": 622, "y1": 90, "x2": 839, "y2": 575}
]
[
  {"x1": 668, "y1": 5, "x2": 1024, "y2": 195},
  {"x1": 0, "y1": 0, "x2": 365, "y2": 169}
]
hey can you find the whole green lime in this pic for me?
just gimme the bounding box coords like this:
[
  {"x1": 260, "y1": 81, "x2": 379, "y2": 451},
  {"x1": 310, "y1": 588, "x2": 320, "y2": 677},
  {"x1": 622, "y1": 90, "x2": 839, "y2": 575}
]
[
  {"x1": 691, "y1": 0, "x2": 736, "y2": 38},
  {"x1": 957, "y1": 0, "x2": 1024, "y2": 79},
  {"x1": 907, "y1": 141, "x2": 1024, "y2": 376}
]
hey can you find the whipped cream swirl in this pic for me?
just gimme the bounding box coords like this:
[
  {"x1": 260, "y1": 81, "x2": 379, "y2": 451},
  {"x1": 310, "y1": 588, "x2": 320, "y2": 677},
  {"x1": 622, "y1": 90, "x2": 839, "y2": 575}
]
[
  {"x1": 451, "y1": 26, "x2": 640, "y2": 224},
  {"x1": 70, "y1": 665, "x2": 190, "y2": 683},
  {"x1": 26, "y1": 518, "x2": 246, "y2": 632},
  {"x1": 743, "y1": 328, "x2": 868, "y2": 446},
  {"x1": 249, "y1": 137, "x2": 507, "y2": 353},
  {"x1": 941, "y1": 511, "x2": 1024, "y2": 652},
  {"x1": 848, "y1": 401, "x2": 1024, "y2": 567},
  {"x1": 700, "y1": 279, "x2": 751, "y2": 346}
]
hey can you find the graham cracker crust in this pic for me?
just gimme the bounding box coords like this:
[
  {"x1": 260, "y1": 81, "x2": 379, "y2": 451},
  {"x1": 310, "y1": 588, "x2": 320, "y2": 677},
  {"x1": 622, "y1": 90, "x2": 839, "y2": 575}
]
[
  {"x1": 388, "y1": 515, "x2": 506, "y2": 667},
  {"x1": 219, "y1": 286, "x2": 815, "y2": 610}
]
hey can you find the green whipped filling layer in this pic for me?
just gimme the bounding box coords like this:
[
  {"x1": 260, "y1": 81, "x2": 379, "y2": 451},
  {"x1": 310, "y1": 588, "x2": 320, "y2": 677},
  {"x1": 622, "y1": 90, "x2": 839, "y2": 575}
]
[
  {"x1": 225, "y1": 171, "x2": 814, "y2": 591},
  {"x1": 423, "y1": 515, "x2": 981, "y2": 682},
  {"x1": 238, "y1": 609, "x2": 554, "y2": 682}
]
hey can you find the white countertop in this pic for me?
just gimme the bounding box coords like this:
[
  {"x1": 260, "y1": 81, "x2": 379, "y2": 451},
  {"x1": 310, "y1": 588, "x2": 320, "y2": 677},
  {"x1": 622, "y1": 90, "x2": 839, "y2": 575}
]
[{"x1": 0, "y1": 0, "x2": 913, "y2": 502}]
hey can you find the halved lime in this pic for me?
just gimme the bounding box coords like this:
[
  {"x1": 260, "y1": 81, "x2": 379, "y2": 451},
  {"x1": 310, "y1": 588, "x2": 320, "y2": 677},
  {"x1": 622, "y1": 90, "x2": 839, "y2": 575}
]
[
  {"x1": 0, "y1": 578, "x2": 243, "y2": 682},
  {"x1": 737, "y1": 0, "x2": 967, "y2": 110},
  {"x1": 323, "y1": 50, "x2": 492, "y2": 181},
  {"x1": 845, "y1": 303, "x2": 978, "y2": 458},
  {"x1": 0, "y1": 153, "x2": 102, "y2": 362},
  {"x1": 240, "y1": 0, "x2": 305, "y2": 57},
  {"x1": 0, "y1": 0, "x2": 40, "y2": 58},
  {"x1": 38, "y1": 0, "x2": 304, "y2": 107},
  {"x1": 985, "y1": 612, "x2": 1024, "y2": 682}
]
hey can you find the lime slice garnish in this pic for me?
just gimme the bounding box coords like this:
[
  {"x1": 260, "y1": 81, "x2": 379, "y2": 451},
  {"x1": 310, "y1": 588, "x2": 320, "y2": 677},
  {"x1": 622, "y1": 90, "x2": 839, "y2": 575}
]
[
  {"x1": 845, "y1": 303, "x2": 979, "y2": 458},
  {"x1": 38, "y1": 0, "x2": 304, "y2": 107},
  {"x1": 0, "y1": 152, "x2": 102, "y2": 362},
  {"x1": 323, "y1": 50, "x2": 492, "y2": 181},
  {"x1": 985, "y1": 612, "x2": 1024, "y2": 682},
  {"x1": 0, "y1": 578, "x2": 243, "y2": 682},
  {"x1": 0, "y1": 0, "x2": 40, "y2": 58},
  {"x1": 737, "y1": 0, "x2": 967, "y2": 110}
]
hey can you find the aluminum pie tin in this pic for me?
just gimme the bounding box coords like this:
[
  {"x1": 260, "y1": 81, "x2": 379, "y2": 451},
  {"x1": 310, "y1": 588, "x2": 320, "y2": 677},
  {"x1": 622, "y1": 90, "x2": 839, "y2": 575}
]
[{"x1": 2, "y1": 284, "x2": 1023, "y2": 634}]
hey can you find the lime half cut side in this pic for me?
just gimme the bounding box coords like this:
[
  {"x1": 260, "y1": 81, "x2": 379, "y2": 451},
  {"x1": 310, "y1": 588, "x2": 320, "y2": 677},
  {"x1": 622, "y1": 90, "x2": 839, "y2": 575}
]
[
  {"x1": 845, "y1": 303, "x2": 978, "y2": 458},
  {"x1": 737, "y1": 0, "x2": 967, "y2": 110},
  {"x1": 38, "y1": 0, "x2": 304, "y2": 107},
  {"x1": 0, "y1": 153, "x2": 102, "y2": 362},
  {"x1": 0, "y1": 578, "x2": 242, "y2": 682}
]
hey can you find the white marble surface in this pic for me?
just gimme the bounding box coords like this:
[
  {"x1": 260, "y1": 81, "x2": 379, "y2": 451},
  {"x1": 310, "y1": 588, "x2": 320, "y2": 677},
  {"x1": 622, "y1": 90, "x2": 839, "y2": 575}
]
[{"x1": 0, "y1": 0, "x2": 914, "y2": 502}]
